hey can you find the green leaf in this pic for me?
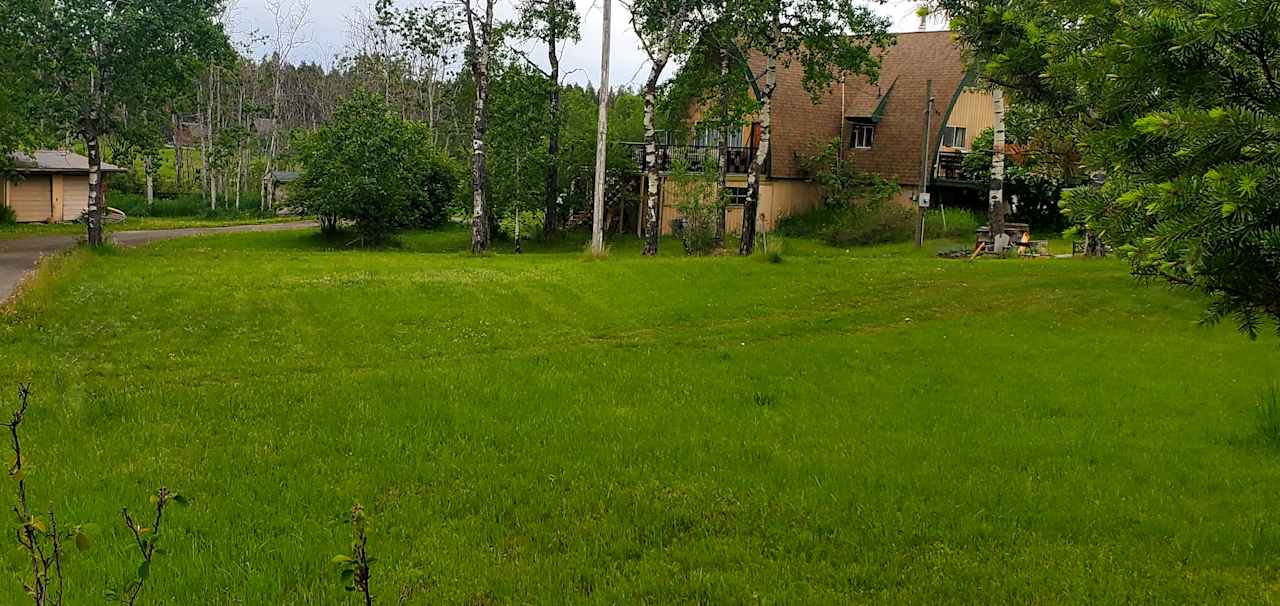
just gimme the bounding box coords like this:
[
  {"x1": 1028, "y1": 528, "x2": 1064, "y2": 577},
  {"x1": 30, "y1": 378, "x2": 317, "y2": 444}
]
[
  {"x1": 137, "y1": 560, "x2": 150, "y2": 581},
  {"x1": 172, "y1": 494, "x2": 190, "y2": 507},
  {"x1": 74, "y1": 531, "x2": 92, "y2": 552},
  {"x1": 331, "y1": 555, "x2": 352, "y2": 565}
]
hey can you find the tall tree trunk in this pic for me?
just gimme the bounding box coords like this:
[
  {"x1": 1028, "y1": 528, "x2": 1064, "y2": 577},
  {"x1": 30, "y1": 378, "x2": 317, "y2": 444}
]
[
  {"x1": 740, "y1": 45, "x2": 776, "y2": 256},
  {"x1": 84, "y1": 126, "x2": 104, "y2": 247},
  {"x1": 236, "y1": 80, "x2": 245, "y2": 210},
  {"x1": 467, "y1": 0, "x2": 496, "y2": 253},
  {"x1": 988, "y1": 86, "x2": 1007, "y2": 250},
  {"x1": 544, "y1": 29, "x2": 562, "y2": 238},
  {"x1": 642, "y1": 56, "x2": 668, "y2": 256},
  {"x1": 144, "y1": 156, "x2": 155, "y2": 207},
  {"x1": 590, "y1": 0, "x2": 611, "y2": 255},
  {"x1": 262, "y1": 60, "x2": 284, "y2": 211},
  {"x1": 715, "y1": 41, "x2": 729, "y2": 249},
  {"x1": 200, "y1": 108, "x2": 210, "y2": 206},
  {"x1": 172, "y1": 112, "x2": 184, "y2": 191}
]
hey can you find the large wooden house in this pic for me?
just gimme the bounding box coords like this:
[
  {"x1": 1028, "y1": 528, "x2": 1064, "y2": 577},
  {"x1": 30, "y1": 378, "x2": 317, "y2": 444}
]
[{"x1": 640, "y1": 31, "x2": 995, "y2": 235}]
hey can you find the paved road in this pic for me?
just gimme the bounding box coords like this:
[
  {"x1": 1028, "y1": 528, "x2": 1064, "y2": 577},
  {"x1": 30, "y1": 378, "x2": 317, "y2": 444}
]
[{"x1": 0, "y1": 221, "x2": 316, "y2": 304}]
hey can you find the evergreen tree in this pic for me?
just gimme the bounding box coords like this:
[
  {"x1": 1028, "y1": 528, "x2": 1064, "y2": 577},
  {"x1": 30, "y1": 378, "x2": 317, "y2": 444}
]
[{"x1": 937, "y1": 0, "x2": 1280, "y2": 336}]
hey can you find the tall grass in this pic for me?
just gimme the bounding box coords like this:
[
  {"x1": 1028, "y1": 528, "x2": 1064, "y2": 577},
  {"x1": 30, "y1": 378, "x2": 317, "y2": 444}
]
[
  {"x1": 778, "y1": 205, "x2": 983, "y2": 244},
  {"x1": 923, "y1": 207, "x2": 982, "y2": 240},
  {"x1": 110, "y1": 192, "x2": 271, "y2": 219},
  {"x1": 1256, "y1": 386, "x2": 1280, "y2": 448}
]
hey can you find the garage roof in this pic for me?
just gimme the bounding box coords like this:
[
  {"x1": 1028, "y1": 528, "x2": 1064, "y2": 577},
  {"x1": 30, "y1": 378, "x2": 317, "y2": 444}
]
[{"x1": 9, "y1": 150, "x2": 127, "y2": 174}]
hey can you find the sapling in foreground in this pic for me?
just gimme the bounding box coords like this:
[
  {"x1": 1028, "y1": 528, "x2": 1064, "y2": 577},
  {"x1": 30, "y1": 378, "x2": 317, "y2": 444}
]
[
  {"x1": 6, "y1": 385, "x2": 93, "y2": 606},
  {"x1": 115, "y1": 487, "x2": 188, "y2": 606},
  {"x1": 332, "y1": 502, "x2": 374, "y2": 605}
]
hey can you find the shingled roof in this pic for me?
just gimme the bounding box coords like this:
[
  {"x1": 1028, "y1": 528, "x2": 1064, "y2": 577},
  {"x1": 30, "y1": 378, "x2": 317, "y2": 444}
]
[
  {"x1": 9, "y1": 150, "x2": 127, "y2": 174},
  {"x1": 765, "y1": 31, "x2": 971, "y2": 186}
]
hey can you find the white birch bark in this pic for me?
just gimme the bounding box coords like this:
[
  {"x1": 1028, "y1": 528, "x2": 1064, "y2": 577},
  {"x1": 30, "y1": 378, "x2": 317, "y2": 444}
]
[
  {"x1": 740, "y1": 44, "x2": 776, "y2": 255},
  {"x1": 466, "y1": 0, "x2": 496, "y2": 253},
  {"x1": 988, "y1": 86, "x2": 1007, "y2": 250},
  {"x1": 144, "y1": 156, "x2": 154, "y2": 207},
  {"x1": 641, "y1": 53, "x2": 669, "y2": 256}
]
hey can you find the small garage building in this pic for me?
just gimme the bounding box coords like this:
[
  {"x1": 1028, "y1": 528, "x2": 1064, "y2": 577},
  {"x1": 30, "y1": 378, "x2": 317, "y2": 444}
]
[{"x1": 3, "y1": 151, "x2": 126, "y2": 223}]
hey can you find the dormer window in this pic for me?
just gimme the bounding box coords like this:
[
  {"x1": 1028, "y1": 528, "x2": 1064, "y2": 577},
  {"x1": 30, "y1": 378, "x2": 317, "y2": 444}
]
[{"x1": 850, "y1": 123, "x2": 876, "y2": 149}]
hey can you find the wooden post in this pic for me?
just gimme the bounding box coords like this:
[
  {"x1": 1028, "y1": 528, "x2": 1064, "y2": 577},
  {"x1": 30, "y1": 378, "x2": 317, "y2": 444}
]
[{"x1": 590, "y1": 0, "x2": 612, "y2": 256}]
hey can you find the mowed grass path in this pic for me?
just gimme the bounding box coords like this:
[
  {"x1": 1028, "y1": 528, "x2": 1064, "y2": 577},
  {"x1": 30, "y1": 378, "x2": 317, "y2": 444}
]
[{"x1": 2, "y1": 228, "x2": 1279, "y2": 603}]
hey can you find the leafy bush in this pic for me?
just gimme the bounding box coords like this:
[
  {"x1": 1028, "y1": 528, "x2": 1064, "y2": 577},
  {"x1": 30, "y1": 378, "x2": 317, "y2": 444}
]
[
  {"x1": 499, "y1": 209, "x2": 545, "y2": 240},
  {"x1": 963, "y1": 128, "x2": 1079, "y2": 233},
  {"x1": 794, "y1": 140, "x2": 909, "y2": 246},
  {"x1": 0, "y1": 203, "x2": 15, "y2": 225},
  {"x1": 294, "y1": 91, "x2": 459, "y2": 244},
  {"x1": 924, "y1": 208, "x2": 982, "y2": 240},
  {"x1": 668, "y1": 160, "x2": 722, "y2": 255},
  {"x1": 824, "y1": 203, "x2": 915, "y2": 246}
]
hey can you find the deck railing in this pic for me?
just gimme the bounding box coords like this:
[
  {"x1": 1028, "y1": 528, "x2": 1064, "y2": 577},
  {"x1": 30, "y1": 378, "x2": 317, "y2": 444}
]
[{"x1": 627, "y1": 144, "x2": 758, "y2": 174}]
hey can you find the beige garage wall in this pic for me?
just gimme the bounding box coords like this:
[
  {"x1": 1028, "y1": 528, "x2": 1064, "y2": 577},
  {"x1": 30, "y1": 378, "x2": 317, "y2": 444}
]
[
  {"x1": 62, "y1": 175, "x2": 89, "y2": 221},
  {"x1": 8, "y1": 176, "x2": 52, "y2": 222}
]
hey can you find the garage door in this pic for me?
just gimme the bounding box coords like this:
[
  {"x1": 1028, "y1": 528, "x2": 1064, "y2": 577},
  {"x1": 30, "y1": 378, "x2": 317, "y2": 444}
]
[
  {"x1": 9, "y1": 176, "x2": 52, "y2": 222},
  {"x1": 63, "y1": 176, "x2": 89, "y2": 221}
]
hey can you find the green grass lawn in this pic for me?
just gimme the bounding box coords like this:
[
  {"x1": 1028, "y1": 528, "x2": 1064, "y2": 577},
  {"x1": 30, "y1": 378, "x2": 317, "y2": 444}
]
[
  {"x1": 2, "y1": 226, "x2": 1278, "y2": 604},
  {"x1": 0, "y1": 215, "x2": 300, "y2": 240}
]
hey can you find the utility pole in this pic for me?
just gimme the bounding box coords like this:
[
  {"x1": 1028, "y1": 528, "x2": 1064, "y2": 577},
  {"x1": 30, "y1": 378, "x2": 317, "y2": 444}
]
[
  {"x1": 591, "y1": 0, "x2": 612, "y2": 256},
  {"x1": 916, "y1": 80, "x2": 934, "y2": 248}
]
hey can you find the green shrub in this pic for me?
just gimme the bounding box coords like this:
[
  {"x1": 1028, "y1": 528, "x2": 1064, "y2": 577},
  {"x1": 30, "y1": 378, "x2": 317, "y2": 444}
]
[
  {"x1": 499, "y1": 209, "x2": 545, "y2": 240},
  {"x1": 775, "y1": 206, "x2": 838, "y2": 238},
  {"x1": 823, "y1": 202, "x2": 915, "y2": 246},
  {"x1": 295, "y1": 91, "x2": 459, "y2": 244},
  {"x1": 0, "y1": 204, "x2": 15, "y2": 225},
  {"x1": 924, "y1": 208, "x2": 982, "y2": 240},
  {"x1": 793, "y1": 139, "x2": 911, "y2": 246},
  {"x1": 668, "y1": 160, "x2": 722, "y2": 255}
]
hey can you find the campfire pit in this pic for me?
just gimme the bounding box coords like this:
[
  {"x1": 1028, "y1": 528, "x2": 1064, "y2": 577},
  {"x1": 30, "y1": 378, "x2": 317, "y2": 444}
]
[{"x1": 972, "y1": 223, "x2": 1050, "y2": 257}]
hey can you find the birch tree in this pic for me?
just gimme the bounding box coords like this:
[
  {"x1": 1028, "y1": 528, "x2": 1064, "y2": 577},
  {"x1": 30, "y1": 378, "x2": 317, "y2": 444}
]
[
  {"x1": 23, "y1": 0, "x2": 232, "y2": 245},
  {"x1": 732, "y1": 0, "x2": 890, "y2": 254},
  {"x1": 463, "y1": 0, "x2": 501, "y2": 252},
  {"x1": 260, "y1": 0, "x2": 311, "y2": 211},
  {"x1": 377, "y1": 0, "x2": 463, "y2": 143},
  {"x1": 629, "y1": 0, "x2": 702, "y2": 256},
  {"x1": 388, "y1": 0, "x2": 498, "y2": 252},
  {"x1": 515, "y1": 0, "x2": 581, "y2": 237},
  {"x1": 987, "y1": 86, "x2": 1007, "y2": 249}
]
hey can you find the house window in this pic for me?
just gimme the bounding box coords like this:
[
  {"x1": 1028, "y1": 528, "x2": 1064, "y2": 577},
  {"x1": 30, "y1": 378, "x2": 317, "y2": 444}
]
[
  {"x1": 850, "y1": 124, "x2": 875, "y2": 149},
  {"x1": 942, "y1": 126, "x2": 968, "y2": 148},
  {"x1": 725, "y1": 186, "x2": 749, "y2": 206},
  {"x1": 695, "y1": 125, "x2": 745, "y2": 148}
]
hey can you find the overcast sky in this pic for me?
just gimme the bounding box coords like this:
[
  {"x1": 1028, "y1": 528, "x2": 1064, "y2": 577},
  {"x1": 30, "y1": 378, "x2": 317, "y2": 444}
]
[{"x1": 222, "y1": 0, "x2": 948, "y2": 89}]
